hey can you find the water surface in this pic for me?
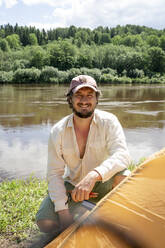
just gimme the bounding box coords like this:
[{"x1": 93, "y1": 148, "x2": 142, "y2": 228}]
[{"x1": 0, "y1": 84, "x2": 165, "y2": 181}]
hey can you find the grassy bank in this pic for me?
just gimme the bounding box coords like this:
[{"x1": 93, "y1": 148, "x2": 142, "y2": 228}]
[
  {"x1": 0, "y1": 162, "x2": 141, "y2": 247},
  {"x1": 0, "y1": 177, "x2": 47, "y2": 247}
]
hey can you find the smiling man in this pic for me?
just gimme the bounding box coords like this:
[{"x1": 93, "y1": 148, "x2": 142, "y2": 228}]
[{"x1": 36, "y1": 75, "x2": 131, "y2": 235}]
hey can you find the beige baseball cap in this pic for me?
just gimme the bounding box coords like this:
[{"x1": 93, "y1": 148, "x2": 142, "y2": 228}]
[{"x1": 67, "y1": 75, "x2": 100, "y2": 95}]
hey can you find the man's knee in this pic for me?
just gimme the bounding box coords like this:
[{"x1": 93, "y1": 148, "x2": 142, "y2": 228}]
[
  {"x1": 112, "y1": 175, "x2": 127, "y2": 189},
  {"x1": 36, "y1": 219, "x2": 59, "y2": 233}
]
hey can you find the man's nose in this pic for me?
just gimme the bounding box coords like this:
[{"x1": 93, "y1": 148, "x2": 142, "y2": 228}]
[{"x1": 80, "y1": 96, "x2": 89, "y2": 102}]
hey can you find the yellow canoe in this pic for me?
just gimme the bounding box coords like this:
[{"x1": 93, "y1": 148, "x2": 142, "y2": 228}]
[{"x1": 45, "y1": 148, "x2": 165, "y2": 248}]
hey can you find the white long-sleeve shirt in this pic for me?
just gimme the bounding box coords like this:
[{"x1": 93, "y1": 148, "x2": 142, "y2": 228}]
[{"x1": 47, "y1": 109, "x2": 131, "y2": 212}]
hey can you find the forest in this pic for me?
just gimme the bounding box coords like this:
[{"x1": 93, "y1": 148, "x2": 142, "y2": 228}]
[{"x1": 0, "y1": 23, "x2": 165, "y2": 84}]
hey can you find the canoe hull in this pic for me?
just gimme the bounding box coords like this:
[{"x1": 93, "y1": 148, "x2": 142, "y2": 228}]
[{"x1": 46, "y1": 148, "x2": 165, "y2": 248}]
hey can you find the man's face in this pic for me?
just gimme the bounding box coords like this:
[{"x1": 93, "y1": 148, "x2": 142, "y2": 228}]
[{"x1": 71, "y1": 87, "x2": 97, "y2": 118}]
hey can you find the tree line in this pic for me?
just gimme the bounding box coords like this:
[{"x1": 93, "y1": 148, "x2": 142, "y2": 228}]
[{"x1": 0, "y1": 23, "x2": 165, "y2": 84}]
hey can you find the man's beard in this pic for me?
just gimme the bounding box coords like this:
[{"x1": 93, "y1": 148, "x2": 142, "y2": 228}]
[{"x1": 72, "y1": 105, "x2": 95, "y2": 118}]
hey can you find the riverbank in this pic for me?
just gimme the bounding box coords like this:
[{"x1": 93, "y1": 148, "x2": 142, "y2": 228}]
[
  {"x1": 0, "y1": 177, "x2": 47, "y2": 247},
  {"x1": 0, "y1": 162, "x2": 139, "y2": 247},
  {"x1": 1, "y1": 67, "x2": 165, "y2": 85}
]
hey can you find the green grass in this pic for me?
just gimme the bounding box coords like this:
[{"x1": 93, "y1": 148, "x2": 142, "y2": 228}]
[
  {"x1": 128, "y1": 157, "x2": 146, "y2": 171},
  {"x1": 0, "y1": 177, "x2": 47, "y2": 244}
]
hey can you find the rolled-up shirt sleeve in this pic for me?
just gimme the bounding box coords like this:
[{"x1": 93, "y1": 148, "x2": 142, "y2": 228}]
[
  {"x1": 94, "y1": 115, "x2": 131, "y2": 182},
  {"x1": 47, "y1": 128, "x2": 68, "y2": 212}
]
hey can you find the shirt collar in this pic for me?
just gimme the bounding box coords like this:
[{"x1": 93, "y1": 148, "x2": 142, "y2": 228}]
[{"x1": 67, "y1": 113, "x2": 74, "y2": 128}]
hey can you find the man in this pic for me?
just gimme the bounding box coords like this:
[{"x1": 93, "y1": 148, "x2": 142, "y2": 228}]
[{"x1": 36, "y1": 75, "x2": 131, "y2": 235}]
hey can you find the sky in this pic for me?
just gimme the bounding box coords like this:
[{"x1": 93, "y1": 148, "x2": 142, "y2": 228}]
[{"x1": 0, "y1": 0, "x2": 165, "y2": 30}]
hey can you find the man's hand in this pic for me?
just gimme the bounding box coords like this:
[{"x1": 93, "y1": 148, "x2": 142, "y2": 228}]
[
  {"x1": 58, "y1": 209, "x2": 73, "y2": 232},
  {"x1": 71, "y1": 170, "x2": 102, "y2": 202}
]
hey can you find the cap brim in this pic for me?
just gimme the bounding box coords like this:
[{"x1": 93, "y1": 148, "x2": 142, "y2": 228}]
[{"x1": 72, "y1": 85, "x2": 98, "y2": 94}]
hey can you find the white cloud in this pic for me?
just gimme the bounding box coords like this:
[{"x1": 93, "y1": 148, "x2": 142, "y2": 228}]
[
  {"x1": 52, "y1": 7, "x2": 73, "y2": 27},
  {"x1": 2, "y1": 0, "x2": 18, "y2": 8},
  {"x1": 27, "y1": 0, "x2": 165, "y2": 30},
  {"x1": 42, "y1": 0, "x2": 165, "y2": 29}
]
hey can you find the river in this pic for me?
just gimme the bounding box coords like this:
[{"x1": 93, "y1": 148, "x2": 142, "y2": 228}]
[{"x1": 0, "y1": 84, "x2": 165, "y2": 181}]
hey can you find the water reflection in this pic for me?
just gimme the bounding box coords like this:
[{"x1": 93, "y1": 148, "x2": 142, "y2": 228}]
[
  {"x1": 0, "y1": 84, "x2": 165, "y2": 181},
  {"x1": 0, "y1": 125, "x2": 48, "y2": 181}
]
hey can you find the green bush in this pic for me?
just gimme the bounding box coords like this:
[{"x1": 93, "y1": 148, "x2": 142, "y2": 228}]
[
  {"x1": 131, "y1": 77, "x2": 150, "y2": 84},
  {"x1": 150, "y1": 77, "x2": 162, "y2": 84},
  {"x1": 57, "y1": 70, "x2": 69, "y2": 83},
  {"x1": 100, "y1": 74, "x2": 115, "y2": 84},
  {"x1": 0, "y1": 71, "x2": 13, "y2": 83},
  {"x1": 86, "y1": 68, "x2": 102, "y2": 82},
  {"x1": 67, "y1": 68, "x2": 81, "y2": 81},
  {"x1": 114, "y1": 76, "x2": 132, "y2": 84},
  {"x1": 79, "y1": 67, "x2": 101, "y2": 82},
  {"x1": 0, "y1": 38, "x2": 10, "y2": 52},
  {"x1": 100, "y1": 74, "x2": 132, "y2": 84},
  {"x1": 101, "y1": 68, "x2": 117, "y2": 76},
  {"x1": 149, "y1": 74, "x2": 165, "y2": 83},
  {"x1": 160, "y1": 76, "x2": 165, "y2": 83},
  {"x1": 40, "y1": 66, "x2": 59, "y2": 83},
  {"x1": 49, "y1": 77, "x2": 59, "y2": 83},
  {"x1": 0, "y1": 61, "x2": 13, "y2": 72},
  {"x1": 12, "y1": 59, "x2": 30, "y2": 70},
  {"x1": 79, "y1": 67, "x2": 93, "y2": 75},
  {"x1": 127, "y1": 69, "x2": 145, "y2": 78},
  {"x1": 13, "y1": 68, "x2": 41, "y2": 83}
]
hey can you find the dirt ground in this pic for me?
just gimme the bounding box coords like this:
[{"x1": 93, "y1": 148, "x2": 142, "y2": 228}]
[
  {"x1": 0, "y1": 238, "x2": 29, "y2": 248},
  {"x1": 0, "y1": 231, "x2": 59, "y2": 248}
]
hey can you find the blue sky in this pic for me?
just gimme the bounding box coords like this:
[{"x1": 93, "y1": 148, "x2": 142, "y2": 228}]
[{"x1": 0, "y1": 0, "x2": 165, "y2": 30}]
